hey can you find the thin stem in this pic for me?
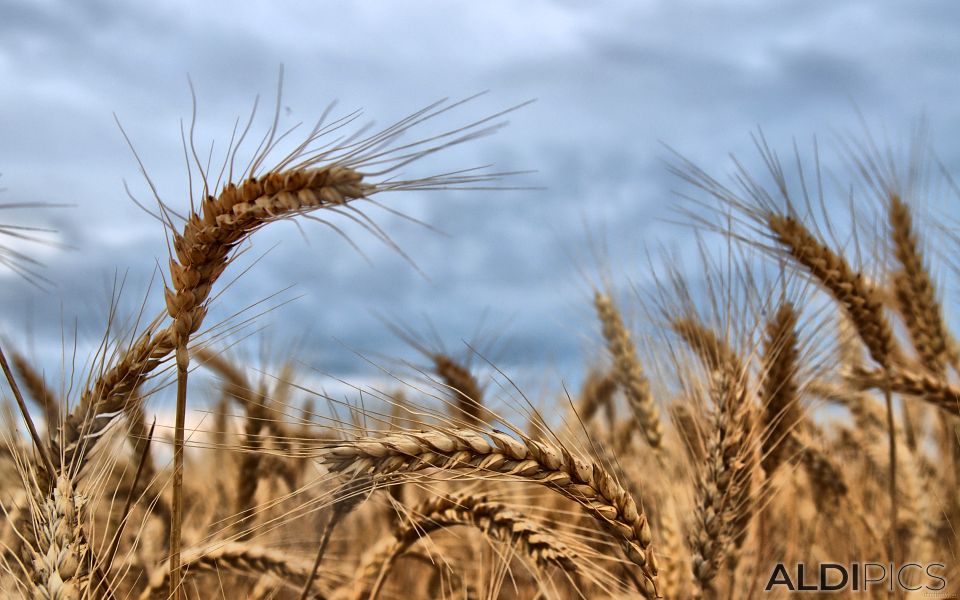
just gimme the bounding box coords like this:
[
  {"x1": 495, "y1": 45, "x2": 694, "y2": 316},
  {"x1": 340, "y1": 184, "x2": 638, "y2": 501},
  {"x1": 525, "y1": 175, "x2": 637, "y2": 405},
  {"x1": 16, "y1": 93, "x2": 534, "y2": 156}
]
[
  {"x1": 299, "y1": 512, "x2": 338, "y2": 600},
  {"x1": 168, "y1": 341, "x2": 189, "y2": 600},
  {"x1": 368, "y1": 549, "x2": 396, "y2": 600},
  {"x1": 883, "y1": 381, "x2": 899, "y2": 569},
  {"x1": 0, "y1": 344, "x2": 55, "y2": 478}
]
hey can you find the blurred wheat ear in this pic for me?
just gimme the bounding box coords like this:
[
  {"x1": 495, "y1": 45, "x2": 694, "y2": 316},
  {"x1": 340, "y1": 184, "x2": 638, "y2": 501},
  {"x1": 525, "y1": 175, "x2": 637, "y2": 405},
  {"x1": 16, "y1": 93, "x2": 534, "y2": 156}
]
[{"x1": 0, "y1": 197, "x2": 71, "y2": 288}]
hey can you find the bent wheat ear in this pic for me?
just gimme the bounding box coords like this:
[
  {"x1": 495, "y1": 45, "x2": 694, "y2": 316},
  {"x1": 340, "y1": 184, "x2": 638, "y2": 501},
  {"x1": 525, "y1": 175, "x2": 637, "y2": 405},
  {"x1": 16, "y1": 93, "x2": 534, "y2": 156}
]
[
  {"x1": 317, "y1": 428, "x2": 659, "y2": 598},
  {"x1": 767, "y1": 214, "x2": 901, "y2": 370},
  {"x1": 138, "y1": 543, "x2": 320, "y2": 600},
  {"x1": 164, "y1": 167, "x2": 374, "y2": 340},
  {"x1": 352, "y1": 493, "x2": 580, "y2": 600},
  {"x1": 671, "y1": 317, "x2": 743, "y2": 376},
  {"x1": 849, "y1": 365, "x2": 960, "y2": 417}
]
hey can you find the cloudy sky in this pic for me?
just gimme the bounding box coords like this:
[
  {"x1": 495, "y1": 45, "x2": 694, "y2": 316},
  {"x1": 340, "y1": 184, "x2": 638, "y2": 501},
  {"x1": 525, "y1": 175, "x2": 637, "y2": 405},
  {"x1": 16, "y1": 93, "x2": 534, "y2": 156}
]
[{"x1": 2, "y1": 0, "x2": 959, "y2": 409}]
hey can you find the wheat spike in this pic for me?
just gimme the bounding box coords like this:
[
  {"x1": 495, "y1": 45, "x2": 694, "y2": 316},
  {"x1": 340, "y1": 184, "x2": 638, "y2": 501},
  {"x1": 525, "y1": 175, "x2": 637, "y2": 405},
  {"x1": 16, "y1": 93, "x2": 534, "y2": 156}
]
[
  {"x1": 594, "y1": 292, "x2": 663, "y2": 452},
  {"x1": 11, "y1": 352, "x2": 60, "y2": 435},
  {"x1": 689, "y1": 368, "x2": 755, "y2": 598},
  {"x1": 138, "y1": 542, "x2": 321, "y2": 600},
  {"x1": 760, "y1": 302, "x2": 803, "y2": 476},
  {"x1": 317, "y1": 428, "x2": 659, "y2": 598},
  {"x1": 767, "y1": 214, "x2": 900, "y2": 369},
  {"x1": 353, "y1": 493, "x2": 580, "y2": 599}
]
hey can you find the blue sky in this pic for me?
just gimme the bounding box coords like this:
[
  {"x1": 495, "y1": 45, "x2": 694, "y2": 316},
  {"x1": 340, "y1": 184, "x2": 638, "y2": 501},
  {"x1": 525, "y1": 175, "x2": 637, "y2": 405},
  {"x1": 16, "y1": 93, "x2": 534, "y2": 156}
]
[{"x1": 2, "y1": 0, "x2": 959, "y2": 408}]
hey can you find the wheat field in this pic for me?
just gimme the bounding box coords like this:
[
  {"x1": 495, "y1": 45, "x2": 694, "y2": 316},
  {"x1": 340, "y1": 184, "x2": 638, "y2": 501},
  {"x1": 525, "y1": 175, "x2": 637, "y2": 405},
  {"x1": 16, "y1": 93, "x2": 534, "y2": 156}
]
[{"x1": 0, "y1": 89, "x2": 957, "y2": 600}]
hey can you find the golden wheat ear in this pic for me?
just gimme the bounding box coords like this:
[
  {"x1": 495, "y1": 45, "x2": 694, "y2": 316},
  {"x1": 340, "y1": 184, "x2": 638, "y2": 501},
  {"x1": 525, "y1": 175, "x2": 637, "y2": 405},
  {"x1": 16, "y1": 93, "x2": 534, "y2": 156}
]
[
  {"x1": 9, "y1": 352, "x2": 60, "y2": 441},
  {"x1": 60, "y1": 92, "x2": 530, "y2": 481},
  {"x1": 593, "y1": 291, "x2": 663, "y2": 453},
  {"x1": 671, "y1": 134, "x2": 925, "y2": 567},
  {"x1": 669, "y1": 136, "x2": 903, "y2": 370},
  {"x1": 841, "y1": 123, "x2": 955, "y2": 373},
  {"x1": 759, "y1": 301, "x2": 803, "y2": 477},
  {"x1": 316, "y1": 429, "x2": 659, "y2": 598},
  {"x1": 138, "y1": 542, "x2": 323, "y2": 600},
  {"x1": 379, "y1": 317, "x2": 497, "y2": 428},
  {"x1": 349, "y1": 493, "x2": 582, "y2": 600},
  {"x1": 46, "y1": 89, "x2": 529, "y2": 598},
  {"x1": 688, "y1": 366, "x2": 757, "y2": 600}
]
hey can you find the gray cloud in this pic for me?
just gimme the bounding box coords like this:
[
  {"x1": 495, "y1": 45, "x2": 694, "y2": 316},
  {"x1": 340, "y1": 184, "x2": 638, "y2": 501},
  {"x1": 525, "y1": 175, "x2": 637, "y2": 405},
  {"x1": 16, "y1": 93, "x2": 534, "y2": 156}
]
[{"x1": 2, "y1": 0, "x2": 960, "y2": 405}]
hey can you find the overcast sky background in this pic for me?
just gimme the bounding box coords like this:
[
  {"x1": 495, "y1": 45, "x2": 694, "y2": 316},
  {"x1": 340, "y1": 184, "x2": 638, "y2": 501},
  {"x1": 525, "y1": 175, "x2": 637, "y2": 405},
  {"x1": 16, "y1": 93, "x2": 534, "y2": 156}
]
[{"x1": 2, "y1": 0, "x2": 959, "y2": 413}]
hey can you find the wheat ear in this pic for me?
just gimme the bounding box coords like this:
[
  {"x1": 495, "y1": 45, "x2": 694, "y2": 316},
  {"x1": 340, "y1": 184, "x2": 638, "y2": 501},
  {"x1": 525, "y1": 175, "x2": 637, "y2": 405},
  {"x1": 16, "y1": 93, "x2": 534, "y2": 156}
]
[
  {"x1": 767, "y1": 212, "x2": 903, "y2": 562},
  {"x1": 137, "y1": 542, "x2": 321, "y2": 600},
  {"x1": 26, "y1": 474, "x2": 94, "y2": 600},
  {"x1": 317, "y1": 428, "x2": 659, "y2": 598},
  {"x1": 886, "y1": 194, "x2": 960, "y2": 477},
  {"x1": 848, "y1": 365, "x2": 960, "y2": 416},
  {"x1": 888, "y1": 195, "x2": 952, "y2": 374},
  {"x1": 355, "y1": 493, "x2": 580, "y2": 600},
  {"x1": 433, "y1": 354, "x2": 486, "y2": 426},
  {"x1": 794, "y1": 437, "x2": 848, "y2": 507},
  {"x1": 689, "y1": 368, "x2": 755, "y2": 599},
  {"x1": 577, "y1": 369, "x2": 617, "y2": 425},
  {"x1": 759, "y1": 302, "x2": 803, "y2": 476},
  {"x1": 767, "y1": 214, "x2": 899, "y2": 368},
  {"x1": 671, "y1": 317, "x2": 743, "y2": 375},
  {"x1": 657, "y1": 502, "x2": 687, "y2": 600},
  {"x1": 11, "y1": 352, "x2": 60, "y2": 435},
  {"x1": 671, "y1": 315, "x2": 758, "y2": 567},
  {"x1": 593, "y1": 292, "x2": 663, "y2": 452}
]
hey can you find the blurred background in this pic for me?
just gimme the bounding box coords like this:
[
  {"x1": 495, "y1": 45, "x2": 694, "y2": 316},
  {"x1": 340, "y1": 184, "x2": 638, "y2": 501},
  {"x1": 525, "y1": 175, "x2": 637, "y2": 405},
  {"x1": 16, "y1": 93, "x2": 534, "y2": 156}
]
[{"x1": 1, "y1": 0, "x2": 959, "y2": 414}]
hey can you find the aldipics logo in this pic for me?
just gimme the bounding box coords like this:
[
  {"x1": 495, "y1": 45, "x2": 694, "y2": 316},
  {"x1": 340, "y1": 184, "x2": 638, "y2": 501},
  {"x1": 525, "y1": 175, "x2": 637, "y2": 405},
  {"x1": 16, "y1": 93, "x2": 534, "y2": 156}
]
[{"x1": 765, "y1": 563, "x2": 947, "y2": 593}]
